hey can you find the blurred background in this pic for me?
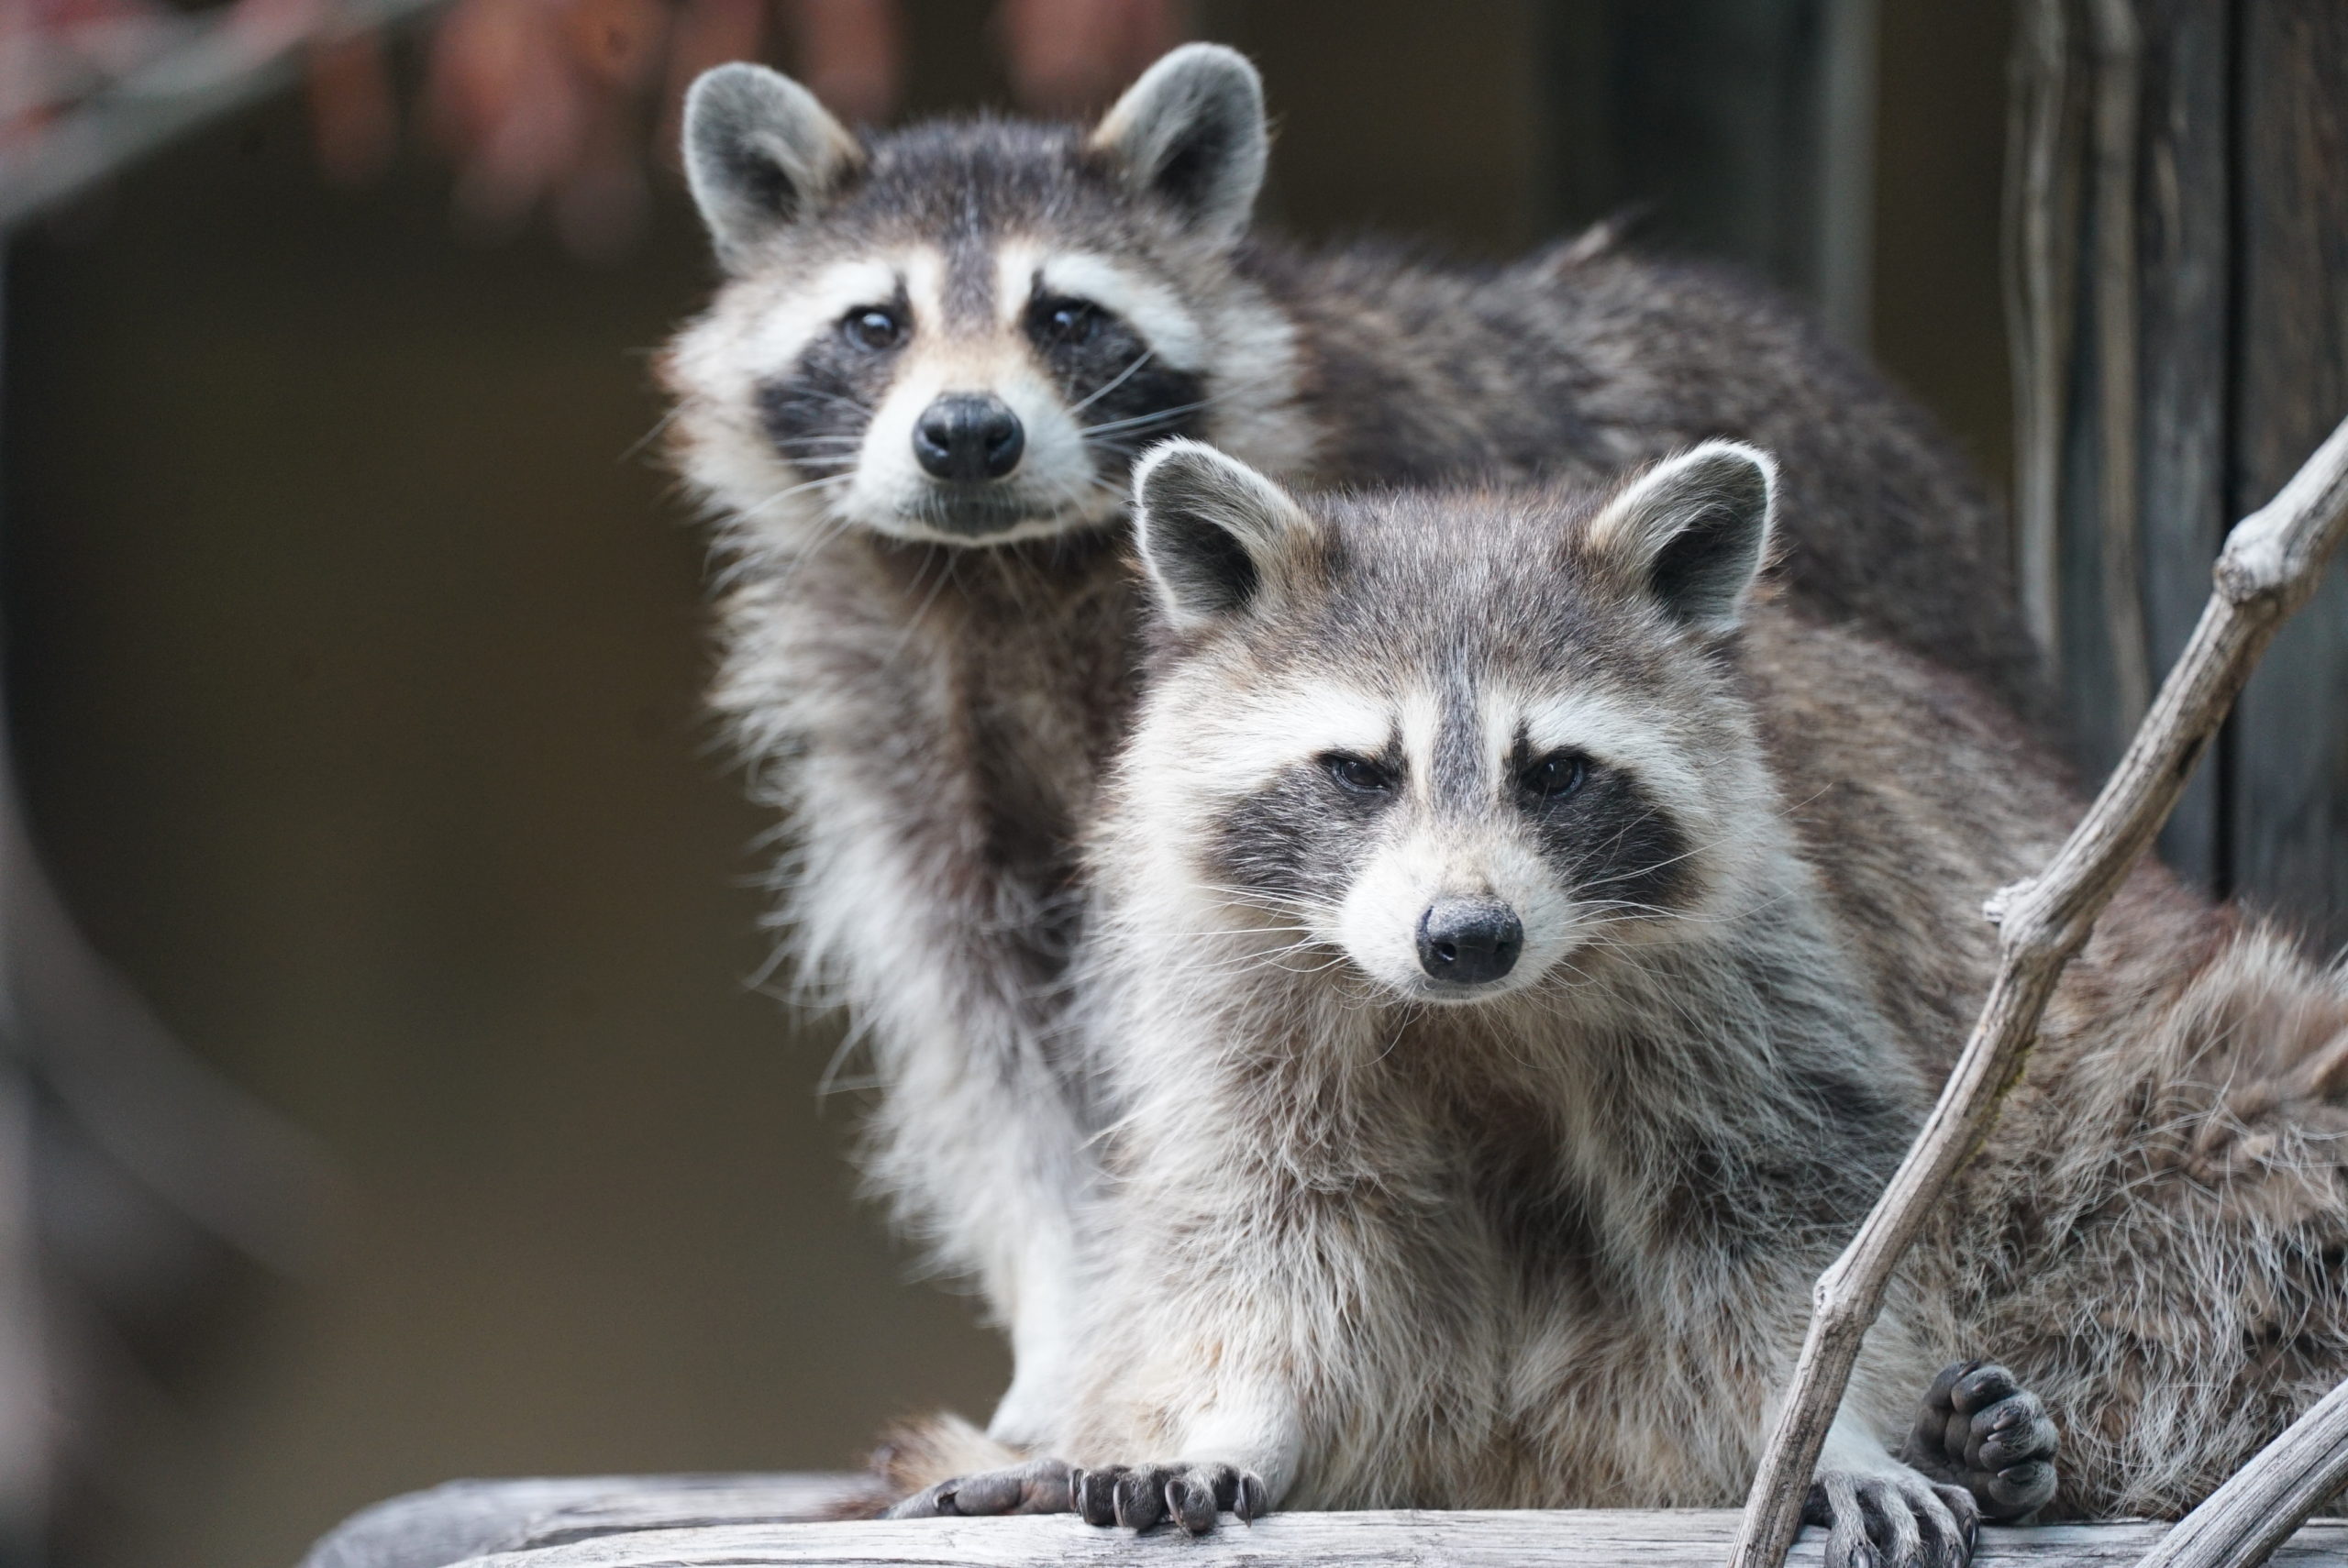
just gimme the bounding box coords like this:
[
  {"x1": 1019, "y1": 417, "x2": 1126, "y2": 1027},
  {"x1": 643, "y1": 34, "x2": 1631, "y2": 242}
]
[{"x1": 0, "y1": 2, "x2": 2336, "y2": 1566}]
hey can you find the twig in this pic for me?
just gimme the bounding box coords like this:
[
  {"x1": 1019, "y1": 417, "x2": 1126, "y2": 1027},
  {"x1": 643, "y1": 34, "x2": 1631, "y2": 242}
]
[
  {"x1": 2129, "y1": 1376, "x2": 2348, "y2": 1568},
  {"x1": 1726, "y1": 408, "x2": 2348, "y2": 1568}
]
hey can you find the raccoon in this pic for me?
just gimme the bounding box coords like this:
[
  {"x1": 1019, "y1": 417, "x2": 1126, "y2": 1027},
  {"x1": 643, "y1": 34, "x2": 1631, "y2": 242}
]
[
  {"x1": 662, "y1": 43, "x2": 2034, "y2": 1442},
  {"x1": 982, "y1": 440, "x2": 2348, "y2": 1558}
]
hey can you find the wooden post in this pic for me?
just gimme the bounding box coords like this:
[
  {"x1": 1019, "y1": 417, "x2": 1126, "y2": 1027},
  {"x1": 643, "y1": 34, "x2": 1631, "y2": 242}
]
[{"x1": 2026, "y1": 0, "x2": 2348, "y2": 926}]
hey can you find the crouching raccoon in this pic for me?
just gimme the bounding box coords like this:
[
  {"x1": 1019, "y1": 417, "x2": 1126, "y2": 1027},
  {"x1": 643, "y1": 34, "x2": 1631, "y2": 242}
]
[
  {"x1": 903, "y1": 440, "x2": 2348, "y2": 1560},
  {"x1": 663, "y1": 41, "x2": 2035, "y2": 1444}
]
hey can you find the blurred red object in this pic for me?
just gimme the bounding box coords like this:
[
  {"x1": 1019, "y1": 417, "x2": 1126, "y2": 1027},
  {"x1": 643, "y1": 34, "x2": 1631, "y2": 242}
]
[
  {"x1": 2, "y1": 0, "x2": 1192, "y2": 258},
  {"x1": 998, "y1": 0, "x2": 1180, "y2": 116}
]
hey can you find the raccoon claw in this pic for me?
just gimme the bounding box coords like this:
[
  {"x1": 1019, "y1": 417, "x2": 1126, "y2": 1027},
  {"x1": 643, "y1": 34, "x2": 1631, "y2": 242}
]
[
  {"x1": 881, "y1": 1456, "x2": 1073, "y2": 1518},
  {"x1": 1069, "y1": 1460, "x2": 1268, "y2": 1534},
  {"x1": 1802, "y1": 1468, "x2": 1978, "y2": 1568},
  {"x1": 1901, "y1": 1360, "x2": 2061, "y2": 1521}
]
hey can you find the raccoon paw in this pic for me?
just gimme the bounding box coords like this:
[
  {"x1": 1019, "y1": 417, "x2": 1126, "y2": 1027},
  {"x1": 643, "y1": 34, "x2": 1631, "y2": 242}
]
[
  {"x1": 1899, "y1": 1361, "x2": 2060, "y2": 1521},
  {"x1": 1070, "y1": 1460, "x2": 1269, "y2": 1534},
  {"x1": 1802, "y1": 1466, "x2": 1979, "y2": 1568},
  {"x1": 880, "y1": 1456, "x2": 1074, "y2": 1518}
]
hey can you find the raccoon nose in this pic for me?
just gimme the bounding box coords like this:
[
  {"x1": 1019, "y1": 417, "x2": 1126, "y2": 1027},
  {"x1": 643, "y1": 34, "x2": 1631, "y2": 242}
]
[
  {"x1": 1417, "y1": 900, "x2": 1524, "y2": 986},
  {"x1": 913, "y1": 393, "x2": 1025, "y2": 480}
]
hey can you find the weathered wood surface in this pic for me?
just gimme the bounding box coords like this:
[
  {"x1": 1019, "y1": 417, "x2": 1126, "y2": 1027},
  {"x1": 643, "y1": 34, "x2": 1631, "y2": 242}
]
[
  {"x1": 2030, "y1": 0, "x2": 2348, "y2": 929},
  {"x1": 302, "y1": 1477, "x2": 2348, "y2": 1568},
  {"x1": 300, "y1": 1474, "x2": 884, "y2": 1568},
  {"x1": 301, "y1": 1497, "x2": 2348, "y2": 1568},
  {"x1": 2132, "y1": 1376, "x2": 2348, "y2": 1568}
]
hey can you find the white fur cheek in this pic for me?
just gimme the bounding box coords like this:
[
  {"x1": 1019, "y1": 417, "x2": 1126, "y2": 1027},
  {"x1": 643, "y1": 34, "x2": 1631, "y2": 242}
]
[
  {"x1": 666, "y1": 310, "x2": 787, "y2": 514},
  {"x1": 1335, "y1": 838, "x2": 1441, "y2": 994},
  {"x1": 668, "y1": 262, "x2": 906, "y2": 539}
]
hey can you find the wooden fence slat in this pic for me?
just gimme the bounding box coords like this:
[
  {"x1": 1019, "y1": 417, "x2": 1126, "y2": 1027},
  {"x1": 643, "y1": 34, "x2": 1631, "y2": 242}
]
[{"x1": 2135, "y1": 0, "x2": 2231, "y2": 888}]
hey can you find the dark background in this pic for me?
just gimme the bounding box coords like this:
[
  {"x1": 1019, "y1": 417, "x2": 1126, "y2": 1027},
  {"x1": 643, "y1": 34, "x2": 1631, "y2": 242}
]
[{"x1": 3, "y1": 4, "x2": 2013, "y2": 1564}]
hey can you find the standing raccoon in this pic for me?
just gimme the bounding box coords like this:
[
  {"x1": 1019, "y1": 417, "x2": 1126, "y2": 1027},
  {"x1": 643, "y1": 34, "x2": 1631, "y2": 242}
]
[
  {"x1": 663, "y1": 43, "x2": 2032, "y2": 1441},
  {"x1": 1012, "y1": 440, "x2": 2348, "y2": 1562}
]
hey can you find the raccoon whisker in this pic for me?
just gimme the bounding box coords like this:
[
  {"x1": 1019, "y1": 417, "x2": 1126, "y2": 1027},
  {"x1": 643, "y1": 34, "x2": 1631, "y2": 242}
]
[
  {"x1": 888, "y1": 547, "x2": 962, "y2": 660},
  {"x1": 1566, "y1": 807, "x2": 1760, "y2": 898},
  {"x1": 1190, "y1": 885, "x2": 1344, "y2": 927},
  {"x1": 734, "y1": 470, "x2": 858, "y2": 523},
  {"x1": 779, "y1": 386, "x2": 878, "y2": 421},
  {"x1": 1079, "y1": 399, "x2": 1216, "y2": 439},
  {"x1": 814, "y1": 1015, "x2": 880, "y2": 1101},
  {"x1": 1067, "y1": 348, "x2": 1157, "y2": 415},
  {"x1": 762, "y1": 511, "x2": 874, "y2": 592},
  {"x1": 621, "y1": 404, "x2": 683, "y2": 462}
]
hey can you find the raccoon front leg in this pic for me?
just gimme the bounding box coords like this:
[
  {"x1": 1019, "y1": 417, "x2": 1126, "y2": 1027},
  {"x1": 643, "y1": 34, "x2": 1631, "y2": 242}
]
[
  {"x1": 1069, "y1": 1397, "x2": 1301, "y2": 1535},
  {"x1": 1898, "y1": 1361, "x2": 2059, "y2": 1521},
  {"x1": 883, "y1": 1455, "x2": 1076, "y2": 1519},
  {"x1": 1807, "y1": 1411, "x2": 1984, "y2": 1568},
  {"x1": 1071, "y1": 1460, "x2": 1271, "y2": 1533}
]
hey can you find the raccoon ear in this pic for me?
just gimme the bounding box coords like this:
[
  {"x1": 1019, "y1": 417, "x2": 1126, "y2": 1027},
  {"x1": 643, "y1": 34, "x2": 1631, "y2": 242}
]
[
  {"x1": 1587, "y1": 441, "x2": 1778, "y2": 636},
  {"x1": 1132, "y1": 440, "x2": 1313, "y2": 629},
  {"x1": 682, "y1": 63, "x2": 862, "y2": 271},
  {"x1": 1088, "y1": 44, "x2": 1268, "y2": 244}
]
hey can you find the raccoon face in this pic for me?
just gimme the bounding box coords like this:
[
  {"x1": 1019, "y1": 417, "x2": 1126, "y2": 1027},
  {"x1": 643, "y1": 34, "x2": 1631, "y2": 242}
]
[
  {"x1": 1120, "y1": 440, "x2": 1780, "y2": 1004},
  {"x1": 666, "y1": 46, "x2": 1296, "y2": 550}
]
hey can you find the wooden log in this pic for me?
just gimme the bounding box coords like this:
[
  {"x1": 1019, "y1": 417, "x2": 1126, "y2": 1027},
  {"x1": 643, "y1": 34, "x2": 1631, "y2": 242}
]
[
  {"x1": 1729, "y1": 406, "x2": 2348, "y2": 1568},
  {"x1": 300, "y1": 1474, "x2": 885, "y2": 1568},
  {"x1": 2128, "y1": 1377, "x2": 2348, "y2": 1568},
  {"x1": 401, "y1": 1511, "x2": 2348, "y2": 1568}
]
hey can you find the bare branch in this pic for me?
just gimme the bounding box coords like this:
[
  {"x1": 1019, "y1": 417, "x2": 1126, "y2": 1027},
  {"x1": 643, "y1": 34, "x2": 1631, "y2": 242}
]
[
  {"x1": 1727, "y1": 408, "x2": 2348, "y2": 1568},
  {"x1": 2128, "y1": 1376, "x2": 2348, "y2": 1568}
]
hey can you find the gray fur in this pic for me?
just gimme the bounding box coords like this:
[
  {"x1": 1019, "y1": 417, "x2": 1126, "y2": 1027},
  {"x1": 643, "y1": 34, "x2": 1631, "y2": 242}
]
[
  {"x1": 1591, "y1": 440, "x2": 1778, "y2": 635},
  {"x1": 1132, "y1": 440, "x2": 1314, "y2": 626},
  {"x1": 659, "y1": 48, "x2": 2041, "y2": 1446},
  {"x1": 683, "y1": 62, "x2": 862, "y2": 271},
  {"x1": 1085, "y1": 44, "x2": 1269, "y2": 243},
  {"x1": 1045, "y1": 451, "x2": 2348, "y2": 1552}
]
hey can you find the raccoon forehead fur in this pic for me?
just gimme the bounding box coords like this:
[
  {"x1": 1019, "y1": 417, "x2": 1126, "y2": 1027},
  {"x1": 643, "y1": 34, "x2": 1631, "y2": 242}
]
[{"x1": 1113, "y1": 443, "x2": 1789, "y2": 1007}]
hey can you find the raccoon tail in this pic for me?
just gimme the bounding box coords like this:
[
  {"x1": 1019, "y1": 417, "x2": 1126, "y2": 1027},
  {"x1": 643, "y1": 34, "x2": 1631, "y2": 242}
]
[
  {"x1": 1537, "y1": 202, "x2": 1655, "y2": 272},
  {"x1": 827, "y1": 1410, "x2": 1033, "y2": 1518}
]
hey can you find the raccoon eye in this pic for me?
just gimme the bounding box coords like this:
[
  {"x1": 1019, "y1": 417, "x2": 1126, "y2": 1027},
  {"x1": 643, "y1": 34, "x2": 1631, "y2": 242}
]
[
  {"x1": 1520, "y1": 751, "x2": 1589, "y2": 801},
  {"x1": 843, "y1": 307, "x2": 905, "y2": 352},
  {"x1": 1322, "y1": 753, "x2": 1396, "y2": 794},
  {"x1": 1034, "y1": 296, "x2": 1101, "y2": 346}
]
